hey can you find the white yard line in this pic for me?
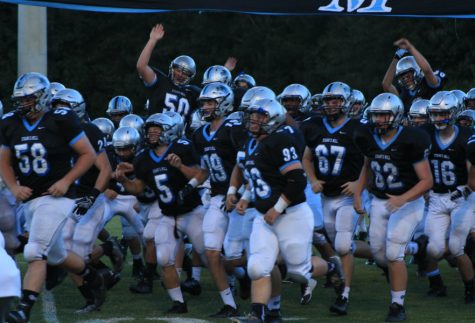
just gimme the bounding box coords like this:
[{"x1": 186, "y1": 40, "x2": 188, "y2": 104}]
[{"x1": 42, "y1": 290, "x2": 60, "y2": 323}]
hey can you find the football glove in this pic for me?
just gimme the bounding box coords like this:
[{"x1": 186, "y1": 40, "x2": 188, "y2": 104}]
[
  {"x1": 450, "y1": 186, "x2": 472, "y2": 201},
  {"x1": 394, "y1": 48, "x2": 408, "y2": 60},
  {"x1": 177, "y1": 184, "x2": 195, "y2": 206},
  {"x1": 72, "y1": 188, "x2": 101, "y2": 221}
]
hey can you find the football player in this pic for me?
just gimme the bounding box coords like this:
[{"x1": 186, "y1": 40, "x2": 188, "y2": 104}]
[
  {"x1": 278, "y1": 83, "x2": 312, "y2": 122},
  {"x1": 92, "y1": 117, "x2": 115, "y2": 145},
  {"x1": 457, "y1": 110, "x2": 475, "y2": 129},
  {"x1": 50, "y1": 88, "x2": 115, "y2": 312},
  {"x1": 301, "y1": 81, "x2": 368, "y2": 315},
  {"x1": 106, "y1": 95, "x2": 133, "y2": 128},
  {"x1": 1, "y1": 73, "x2": 104, "y2": 322},
  {"x1": 348, "y1": 89, "x2": 366, "y2": 120},
  {"x1": 382, "y1": 38, "x2": 446, "y2": 112},
  {"x1": 236, "y1": 99, "x2": 343, "y2": 323},
  {"x1": 407, "y1": 99, "x2": 430, "y2": 127},
  {"x1": 465, "y1": 88, "x2": 475, "y2": 110},
  {"x1": 136, "y1": 23, "x2": 200, "y2": 129},
  {"x1": 354, "y1": 93, "x2": 433, "y2": 322},
  {"x1": 115, "y1": 113, "x2": 206, "y2": 314},
  {"x1": 423, "y1": 91, "x2": 475, "y2": 303}
]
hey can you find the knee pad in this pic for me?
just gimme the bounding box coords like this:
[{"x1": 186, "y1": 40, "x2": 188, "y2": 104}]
[
  {"x1": 23, "y1": 242, "x2": 46, "y2": 262},
  {"x1": 155, "y1": 224, "x2": 174, "y2": 267},
  {"x1": 370, "y1": 245, "x2": 386, "y2": 267},
  {"x1": 247, "y1": 257, "x2": 271, "y2": 280},
  {"x1": 386, "y1": 239, "x2": 406, "y2": 262},
  {"x1": 47, "y1": 244, "x2": 68, "y2": 266},
  {"x1": 335, "y1": 232, "x2": 353, "y2": 256},
  {"x1": 448, "y1": 236, "x2": 466, "y2": 257},
  {"x1": 427, "y1": 241, "x2": 445, "y2": 260},
  {"x1": 283, "y1": 242, "x2": 311, "y2": 283},
  {"x1": 224, "y1": 238, "x2": 243, "y2": 261},
  {"x1": 143, "y1": 219, "x2": 159, "y2": 241}
]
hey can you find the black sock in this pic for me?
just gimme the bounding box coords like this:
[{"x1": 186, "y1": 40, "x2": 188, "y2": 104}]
[
  {"x1": 79, "y1": 265, "x2": 98, "y2": 283},
  {"x1": 464, "y1": 278, "x2": 474, "y2": 292},
  {"x1": 145, "y1": 262, "x2": 156, "y2": 280},
  {"x1": 251, "y1": 303, "x2": 267, "y2": 321},
  {"x1": 78, "y1": 285, "x2": 94, "y2": 304},
  {"x1": 101, "y1": 241, "x2": 113, "y2": 256},
  {"x1": 428, "y1": 274, "x2": 444, "y2": 288},
  {"x1": 93, "y1": 260, "x2": 110, "y2": 271},
  {"x1": 19, "y1": 290, "x2": 39, "y2": 315}
]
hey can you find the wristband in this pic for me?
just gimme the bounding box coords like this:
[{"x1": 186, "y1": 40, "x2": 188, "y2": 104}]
[
  {"x1": 91, "y1": 188, "x2": 101, "y2": 199},
  {"x1": 227, "y1": 186, "x2": 237, "y2": 196},
  {"x1": 241, "y1": 189, "x2": 251, "y2": 202},
  {"x1": 273, "y1": 196, "x2": 289, "y2": 213},
  {"x1": 188, "y1": 178, "x2": 199, "y2": 188}
]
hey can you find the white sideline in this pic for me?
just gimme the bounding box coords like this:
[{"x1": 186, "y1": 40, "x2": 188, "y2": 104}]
[{"x1": 42, "y1": 290, "x2": 60, "y2": 323}]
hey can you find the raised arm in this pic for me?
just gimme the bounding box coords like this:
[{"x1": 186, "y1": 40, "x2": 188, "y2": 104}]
[{"x1": 137, "y1": 24, "x2": 165, "y2": 86}]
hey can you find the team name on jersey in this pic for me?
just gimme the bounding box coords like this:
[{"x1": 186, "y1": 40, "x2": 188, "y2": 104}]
[
  {"x1": 375, "y1": 154, "x2": 391, "y2": 161},
  {"x1": 152, "y1": 166, "x2": 169, "y2": 174},
  {"x1": 21, "y1": 135, "x2": 39, "y2": 142},
  {"x1": 204, "y1": 146, "x2": 217, "y2": 153},
  {"x1": 433, "y1": 153, "x2": 450, "y2": 160},
  {"x1": 322, "y1": 138, "x2": 339, "y2": 144}
]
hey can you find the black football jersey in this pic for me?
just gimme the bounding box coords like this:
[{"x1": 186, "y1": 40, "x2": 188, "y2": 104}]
[
  {"x1": 354, "y1": 126, "x2": 431, "y2": 199},
  {"x1": 467, "y1": 134, "x2": 475, "y2": 165},
  {"x1": 74, "y1": 122, "x2": 107, "y2": 197},
  {"x1": 193, "y1": 119, "x2": 248, "y2": 196},
  {"x1": 423, "y1": 125, "x2": 473, "y2": 193},
  {"x1": 0, "y1": 108, "x2": 85, "y2": 200},
  {"x1": 399, "y1": 71, "x2": 447, "y2": 113},
  {"x1": 106, "y1": 146, "x2": 130, "y2": 195},
  {"x1": 146, "y1": 68, "x2": 200, "y2": 128},
  {"x1": 242, "y1": 130, "x2": 306, "y2": 214},
  {"x1": 134, "y1": 139, "x2": 202, "y2": 216},
  {"x1": 301, "y1": 116, "x2": 364, "y2": 197}
]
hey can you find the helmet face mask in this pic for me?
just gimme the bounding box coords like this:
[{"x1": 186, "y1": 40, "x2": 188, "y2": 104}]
[
  {"x1": 369, "y1": 111, "x2": 395, "y2": 134},
  {"x1": 456, "y1": 110, "x2": 475, "y2": 128},
  {"x1": 323, "y1": 96, "x2": 346, "y2": 121},
  {"x1": 368, "y1": 93, "x2": 404, "y2": 135},
  {"x1": 281, "y1": 97, "x2": 303, "y2": 116},
  {"x1": 321, "y1": 82, "x2": 352, "y2": 121},
  {"x1": 395, "y1": 56, "x2": 422, "y2": 91},
  {"x1": 245, "y1": 110, "x2": 269, "y2": 137},
  {"x1": 12, "y1": 72, "x2": 51, "y2": 119},
  {"x1": 396, "y1": 70, "x2": 417, "y2": 90},
  {"x1": 278, "y1": 84, "x2": 311, "y2": 116},
  {"x1": 408, "y1": 99, "x2": 429, "y2": 127},
  {"x1": 198, "y1": 83, "x2": 234, "y2": 121},
  {"x1": 112, "y1": 126, "x2": 141, "y2": 161},
  {"x1": 244, "y1": 99, "x2": 286, "y2": 137},
  {"x1": 428, "y1": 109, "x2": 454, "y2": 130},
  {"x1": 169, "y1": 55, "x2": 196, "y2": 86},
  {"x1": 199, "y1": 99, "x2": 219, "y2": 122},
  {"x1": 145, "y1": 113, "x2": 178, "y2": 147},
  {"x1": 428, "y1": 91, "x2": 457, "y2": 130}
]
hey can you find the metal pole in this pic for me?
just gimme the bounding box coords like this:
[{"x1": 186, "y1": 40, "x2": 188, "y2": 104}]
[{"x1": 18, "y1": 5, "x2": 47, "y2": 76}]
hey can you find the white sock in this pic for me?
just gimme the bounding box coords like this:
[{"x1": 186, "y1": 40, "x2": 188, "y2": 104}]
[
  {"x1": 219, "y1": 288, "x2": 237, "y2": 309},
  {"x1": 167, "y1": 287, "x2": 184, "y2": 303},
  {"x1": 405, "y1": 242, "x2": 419, "y2": 255},
  {"x1": 192, "y1": 267, "x2": 201, "y2": 281},
  {"x1": 391, "y1": 290, "x2": 406, "y2": 306},
  {"x1": 342, "y1": 286, "x2": 350, "y2": 299},
  {"x1": 267, "y1": 295, "x2": 281, "y2": 310},
  {"x1": 234, "y1": 267, "x2": 246, "y2": 279}
]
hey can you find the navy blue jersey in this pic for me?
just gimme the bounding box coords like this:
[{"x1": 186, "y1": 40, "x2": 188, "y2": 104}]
[
  {"x1": 242, "y1": 130, "x2": 305, "y2": 214},
  {"x1": 467, "y1": 134, "x2": 475, "y2": 165},
  {"x1": 423, "y1": 125, "x2": 473, "y2": 193},
  {"x1": 301, "y1": 116, "x2": 364, "y2": 197},
  {"x1": 146, "y1": 68, "x2": 199, "y2": 129},
  {"x1": 193, "y1": 119, "x2": 247, "y2": 196},
  {"x1": 354, "y1": 126, "x2": 431, "y2": 199},
  {"x1": 134, "y1": 139, "x2": 201, "y2": 216},
  {"x1": 74, "y1": 122, "x2": 107, "y2": 197},
  {"x1": 0, "y1": 108, "x2": 85, "y2": 200}
]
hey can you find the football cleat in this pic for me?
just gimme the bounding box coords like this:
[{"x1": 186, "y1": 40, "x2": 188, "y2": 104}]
[
  {"x1": 385, "y1": 303, "x2": 406, "y2": 322},
  {"x1": 230, "y1": 312, "x2": 263, "y2": 323},
  {"x1": 132, "y1": 259, "x2": 145, "y2": 277},
  {"x1": 330, "y1": 295, "x2": 349, "y2": 315},
  {"x1": 129, "y1": 276, "x2": 153, "y2": 294},
  {"x1": 85, "y1": 271, "x2": 107, "y2": 308},
  {"x1": 300, "y1": 278, "x2": 317, "y2": 305},
  {"x1": 209, "y1": 304, "x2": 240, "y2": 318},
  {"x1": 427, "y1": 285, "x2": 447, "y2": 297},
  {"x1": 6, "y1": 309, "x2": 29, "y2": 323},
  {"x1": 75, "y1": 302, "x2": 99, "y2": 314},
  {"x1": 265, "y1": 309, "x2": 283, "y2": 323},
  {"x1": 180, "y1": 278, "x2": 201, "y2": 296},
  {"x1": 165, "y1": 301, "x2": 188, "y2": 314},
  {"x1": 108, "y1": 237, "x2": 124, "y2": 273}
]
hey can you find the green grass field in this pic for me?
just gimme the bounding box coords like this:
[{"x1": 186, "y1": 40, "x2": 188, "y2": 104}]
[{"x1": 18, "y1": 218, "x2": 475, "y2": 323}]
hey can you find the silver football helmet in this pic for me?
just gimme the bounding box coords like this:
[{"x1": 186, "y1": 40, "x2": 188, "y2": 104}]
[
  {"x1": 92, "y1": 117, "x2": 115, "y2": 141},
  {"x1": 49, "y1": 82, "x2": 66, "y2": 97},
  {"x1": 310, "y1": 93, "x2": 323, "y2": 112},
  {"x1": 240, "y1": 86, "x2": 276, "y2": 111},
  {"x1": 145, "y1": 113, "x2": 180, "y2": 145},
  {"x1": 202, "y1": 65, "x2": 232, "y2": 86},
  {"x1": 198, "y1": 83, "x2": 234, "y2": 121},
  {"x1": 367, "y1": 93, "x2": 404, "y2": 134},
  {"x1": 169, "y1": 55, "x2": 196, "y2": 86},
  {"x1": 112, "y1": 126, "x2": 141, "y2": 151},
  {"x1": 456, "y1": 109, "x2": 475, "y2": 128},
  {"x1": 119, "y1": 114, "x2": 145, "y2": 136},
  {"x1": 164, "y1": 111, "x2": 185, "y2": 138},
  {"x1": 428, "y1": 91, "x2": 458, "y2": 130},
  {"x1": 11, "y1": 72, "x2": 51, "y2": 117},
  {"x1": 245, "y1": 98, "x2": 286, "y2": 136},
  {"x1": 349, "y1": 89, "x2": 366, "y2": 118},
  {"x1": 233, "y1": 73, "x2": 256, "y2": 89},
  {"x1": 190, "y1": 110, "x2": 206, "y2": 132},
  {"x1": 450, "y1": 90, "x2": 466, "y2": 114},
  {"x1": 51, "y1": 88, "x2": 87, "y2": 121},
  {"x1": 278, "y1": 84, "x2": 311, "y2": 114},
  {"x1": 395, "y1": 56, "x2": 422, "y2": 90},
  {"x1": 322, "y1": 81, "x2": 353, "y2": 120},
  {"x1": 107, "y1": 96, "x2": 133, "y2": 116},
  {"x1": 465, "y1": 88, "x2": 475, "y2": 110},
  {"x1": 408, "y1": 99, "x2": 430, "y2": 127}
]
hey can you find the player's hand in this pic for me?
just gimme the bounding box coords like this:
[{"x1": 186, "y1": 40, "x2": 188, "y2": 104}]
[
  {"x1": 133, "y1": 202, "x2": 141, "y2": 213},
  {"x1": 224, "y1": 57, "x2": 238, "y2": 72},
  {"x1": 264, "y1": 208, "x2": 280, "y2": 225},
  {"x1": 394, "y1": 48, "x2": 408, "y2": 60},
  {"x1": 353, "y1": 195, "x2": 365, "y2": 215},
  {"x1": 177, "y1": 184, "x2": 195, "y2": 205},
  {"x1": 393, "y1": 38, "x2": 413, "y2": 51},
  {"x1": 48, "y1": 178, "x2": 71, "y2": 197},
  {"x1": 166, "y1": 153, "x2": 183, "y2": 169},
  {"x1": 150, "y1": 24, "x2": 165, "y2": 42},
  {"x1": 104, "y1": 189, "x2": 118, "y2": 200},
  {"x1": 450, "y1": 186, "x2": 472, "y2": 201},
  {"x1": 117, "y1": 162, "x2": 134, "y2": 173},
  {"x1": 12, "y1": 185, "x2": 32, "y2": 201},
  {"x1": 385, "y1": 194, "x2": 407, "y2": 213},
  {"x1": 311, "y1": 180, "x2": 325, "y2": 193},
  {"x1": 341, "y1": 180, "x2": 357, "y2": 196},
  {"x1": 236, "y1": 198, "x2": 249, "y2": 215},
  {"x1": 225, "y1": 194, "x2": 238, "y2": 212}
]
